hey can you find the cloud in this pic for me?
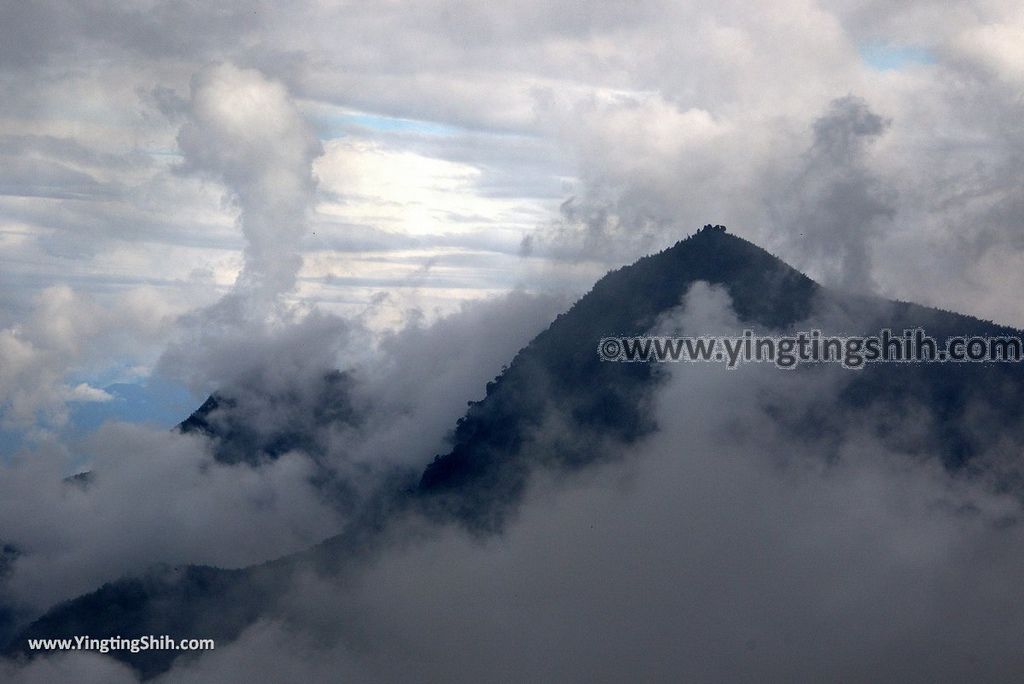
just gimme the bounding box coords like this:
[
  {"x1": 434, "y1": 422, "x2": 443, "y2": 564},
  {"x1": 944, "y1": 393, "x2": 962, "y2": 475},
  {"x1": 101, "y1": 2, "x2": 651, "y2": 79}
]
[
  {"x1": 768, "y1": 95, "x2": 895, "y2": 292},
  {"x1": 6, "y1": 3, "x2": 1024, "y2": 680},
  {"x1": 177, "y1": 62, "x2": 324, "y2": 309},
  {"x1": 179, "y1": 289, "x2": 1024, "y2": 681},
  {"x1": 2, "y1": 0, "x2": 1024, "y2": 328},
  {"x1": 0, "y1": 286, "x2": 176, "y2": 432},
  {"x1": 63, "y1": 384, "x2": 113, "y2": 403},
  {"x1": 0, "y1": 424, "x2": 346, "y2": 621},
  {"x1": 23, "y1": 283, "x2": 1018, "y2": 683},
  {"x1": 158, "y1": 64, "x2": 341, "y2": 407},
  {"x1": 0, "y1": 289, "x2": 564, "y2": 638},
  {"x1": 1, "y1": 651, "x2": 136, "y2": 684}
]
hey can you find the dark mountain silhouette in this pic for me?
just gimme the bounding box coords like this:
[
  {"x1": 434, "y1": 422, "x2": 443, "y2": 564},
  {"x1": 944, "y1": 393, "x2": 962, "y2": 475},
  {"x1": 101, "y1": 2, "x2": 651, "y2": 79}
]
[
  {"x1": 178, "y1": 369, "x2": 361, "y2": 466},
  {"x1": 8, "y1": 225, "x2": 1024, "y2": 676}
]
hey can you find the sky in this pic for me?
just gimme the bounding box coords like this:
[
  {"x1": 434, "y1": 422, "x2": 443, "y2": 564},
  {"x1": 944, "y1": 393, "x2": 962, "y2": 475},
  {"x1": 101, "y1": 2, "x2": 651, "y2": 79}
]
[
  {"x1": 3, "y1": 0, "x2": 1024, "y2": 445},
  {"x1": 3, "y1": 2, "x2": 1024, "y2": 680}
]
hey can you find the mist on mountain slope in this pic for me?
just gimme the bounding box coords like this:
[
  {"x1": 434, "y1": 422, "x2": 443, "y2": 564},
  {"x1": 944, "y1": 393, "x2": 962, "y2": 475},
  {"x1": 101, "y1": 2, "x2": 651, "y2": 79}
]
[
  {"x1": 0, "y1": 290, "x2": 565, "y2": 636},
  {"x1": 10, "y1": 230, "x2": 1024, "y2": 681},
  {"x1": 161, "y1": 286, "x2": 1024, "y2": 684},
  {"x1": 7, "y1": 279, "x2": 1024, "y2": 683}
]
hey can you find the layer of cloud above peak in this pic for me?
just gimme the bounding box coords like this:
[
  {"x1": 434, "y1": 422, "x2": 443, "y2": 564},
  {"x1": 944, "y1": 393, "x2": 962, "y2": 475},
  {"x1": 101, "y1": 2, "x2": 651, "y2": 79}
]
[{"x1": 3, "y1": 1, "x2": 1024, "y2": 328}]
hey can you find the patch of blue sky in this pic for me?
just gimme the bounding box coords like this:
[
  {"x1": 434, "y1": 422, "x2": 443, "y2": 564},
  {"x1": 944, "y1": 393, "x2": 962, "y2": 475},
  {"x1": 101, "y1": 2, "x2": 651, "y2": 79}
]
[
  {"x1": 312, "y1": 110, "x2": 461, "y2": 139},
  {"x1": 67, "y1": 377, "x2": 199, "y2": 434},
  {"x1": 859, "y1": 43, "x2": 936, "y2": 71},
  {"x1": 0, "y1": 375, "x2": 200, "y2": 460}
]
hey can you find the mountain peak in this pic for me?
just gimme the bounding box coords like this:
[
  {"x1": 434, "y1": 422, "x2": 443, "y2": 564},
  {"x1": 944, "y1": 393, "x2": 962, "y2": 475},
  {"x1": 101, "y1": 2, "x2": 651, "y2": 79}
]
[
  {"x1": 416, "y1": 225, "x2": 820, "y2": 525},
  {"x1": 698, "y1": 222, "x2": 728, "y2": 234},
  {"x1": 16, "y1": 227, "x2": 1024, "y2": 677}
]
